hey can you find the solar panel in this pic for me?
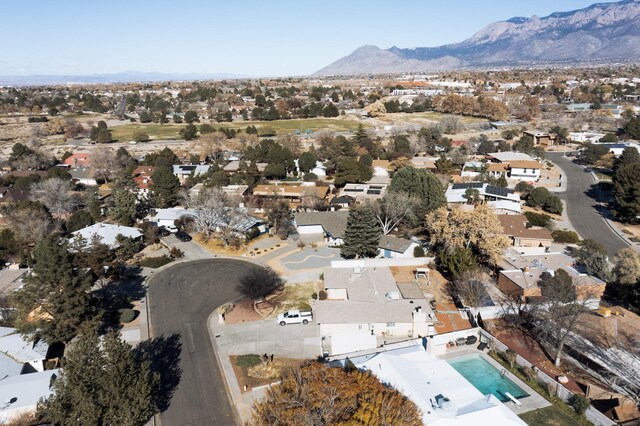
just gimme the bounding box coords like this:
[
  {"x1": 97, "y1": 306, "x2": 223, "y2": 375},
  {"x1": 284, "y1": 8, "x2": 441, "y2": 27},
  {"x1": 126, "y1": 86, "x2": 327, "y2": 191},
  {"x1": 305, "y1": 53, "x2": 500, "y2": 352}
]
[
  {"x1": 181, "y1": 165, "x2": 197, "y2": 171},
  {"x1": 485, "y1": 185, "x2": 514, "y2": 197},
  {"x1": 367, "y1": 189, "x2": 381, "y2": 195},
  {"x1": 452, "y1": 182, "x2": 483, "y2": 190},
  {"x1": 369, "y1": 186, "x2": 384, "y2": 190},
  {"x1": 344, "y1": 188, "x2": 364, "y2": 192}
]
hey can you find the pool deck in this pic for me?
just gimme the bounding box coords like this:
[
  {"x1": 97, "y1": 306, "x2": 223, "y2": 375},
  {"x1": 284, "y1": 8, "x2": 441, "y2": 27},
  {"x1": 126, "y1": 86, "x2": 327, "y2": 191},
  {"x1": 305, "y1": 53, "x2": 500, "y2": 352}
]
[{"x1": 439, "y1": 348, "x2": 551, "y2": 415}]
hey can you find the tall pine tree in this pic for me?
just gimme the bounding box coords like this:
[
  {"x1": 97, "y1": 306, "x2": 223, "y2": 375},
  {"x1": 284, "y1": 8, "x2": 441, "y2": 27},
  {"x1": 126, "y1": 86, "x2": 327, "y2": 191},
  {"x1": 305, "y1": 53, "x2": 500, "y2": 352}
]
[
  {"x1": 11, "y1": 235, "x2": 96, "y2": 344},
  {"x1": 42, "y1": 331, "x2": 159, "y2": 425},
  {"x1": 150, "y1": 166, "x2": 181, "y2": 208},
  {"x1": 341, "y1": 205, "x2": 381, "y2": 259}
]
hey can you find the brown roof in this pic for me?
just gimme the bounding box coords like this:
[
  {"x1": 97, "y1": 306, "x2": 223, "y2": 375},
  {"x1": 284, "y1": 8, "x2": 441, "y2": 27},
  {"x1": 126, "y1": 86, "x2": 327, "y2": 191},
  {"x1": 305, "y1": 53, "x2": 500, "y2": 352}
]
[
  {"x1": 498, "y1": 215, "x2": 553, "y2": 240},
  {"x1": 508, "y1": 160, "x2": 543, "y2": 169},
  {"x1": 253, "y1": 184, "x2": 328, "y2": 199},
  {"x1": 487, "y1": 163, "x2": 510, "y2": 172}
]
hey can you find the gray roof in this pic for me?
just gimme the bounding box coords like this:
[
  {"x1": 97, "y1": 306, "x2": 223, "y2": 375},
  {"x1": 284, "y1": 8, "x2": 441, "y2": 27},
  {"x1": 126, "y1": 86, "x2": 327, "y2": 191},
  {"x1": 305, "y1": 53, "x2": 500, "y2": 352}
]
[
  {"x1": 70, "y1": 222, "x2": 143, "y2": 248},
  {"x1": 294, "y1": 211, "x2": 349, "y2": 239},
  {"x1": 0, "y1": 328, "x2": 48, "y2": 379},
  {"x1": 378, "y1": 235, "x2": 415, "y2": 253},
  {"x1": 0, "y1": 369, "x2": 59, "y2": 412}
]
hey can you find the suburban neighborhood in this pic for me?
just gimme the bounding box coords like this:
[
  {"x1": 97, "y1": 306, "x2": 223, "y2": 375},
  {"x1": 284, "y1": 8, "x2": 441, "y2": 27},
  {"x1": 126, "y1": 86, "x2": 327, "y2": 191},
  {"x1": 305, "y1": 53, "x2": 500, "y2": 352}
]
[{"x1": 1, "y1": 1, "x2": 640, "y2": 426}]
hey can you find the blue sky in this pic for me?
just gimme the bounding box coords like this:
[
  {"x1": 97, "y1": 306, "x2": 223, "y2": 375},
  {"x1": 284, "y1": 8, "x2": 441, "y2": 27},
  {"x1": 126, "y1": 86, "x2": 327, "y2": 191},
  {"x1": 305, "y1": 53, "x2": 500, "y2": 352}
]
[{"x1": 0, "y1": 0, "x2": 619, "y2": 77}]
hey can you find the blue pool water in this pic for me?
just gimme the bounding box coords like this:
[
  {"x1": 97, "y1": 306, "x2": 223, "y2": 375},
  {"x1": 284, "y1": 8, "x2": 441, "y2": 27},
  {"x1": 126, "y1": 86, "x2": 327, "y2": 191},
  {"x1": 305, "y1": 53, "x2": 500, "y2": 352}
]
[{"x1": 447, "y1": 355, "x2": 529, "y2": 403}]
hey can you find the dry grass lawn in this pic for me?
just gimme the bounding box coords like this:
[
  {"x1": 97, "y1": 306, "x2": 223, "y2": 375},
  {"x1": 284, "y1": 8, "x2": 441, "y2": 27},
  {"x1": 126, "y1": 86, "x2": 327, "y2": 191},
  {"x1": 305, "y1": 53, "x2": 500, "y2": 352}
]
[
  {"x1": 230, "y1": 355, "x2": 302, "y2": 391},
  {"x1": 268, "y1": 282, "x2": 316, "y2": 318}
]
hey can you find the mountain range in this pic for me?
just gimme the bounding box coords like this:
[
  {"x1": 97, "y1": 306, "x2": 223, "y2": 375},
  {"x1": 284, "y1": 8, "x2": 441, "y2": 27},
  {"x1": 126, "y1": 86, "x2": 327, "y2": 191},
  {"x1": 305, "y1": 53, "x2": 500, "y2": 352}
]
[{"x1": 315, "y1": 0, "x2": 640, "y2": 75}]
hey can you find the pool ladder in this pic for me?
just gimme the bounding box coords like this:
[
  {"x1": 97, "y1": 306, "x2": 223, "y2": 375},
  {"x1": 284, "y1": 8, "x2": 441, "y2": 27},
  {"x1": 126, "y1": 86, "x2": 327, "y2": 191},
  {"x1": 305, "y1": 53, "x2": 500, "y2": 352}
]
[{"x1": 500, "y1": 368, "x2": 508, "y2": 376}]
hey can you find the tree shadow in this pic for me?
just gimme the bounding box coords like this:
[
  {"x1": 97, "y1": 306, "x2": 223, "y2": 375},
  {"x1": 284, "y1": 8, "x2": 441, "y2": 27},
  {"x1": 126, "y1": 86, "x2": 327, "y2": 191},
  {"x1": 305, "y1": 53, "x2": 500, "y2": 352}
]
[
  {"x1": 135, "y1": 334, "x2": 183, "y2": 413},
  {"x1": 96, "y1": 266, "x2": 148, "y2": 332}
]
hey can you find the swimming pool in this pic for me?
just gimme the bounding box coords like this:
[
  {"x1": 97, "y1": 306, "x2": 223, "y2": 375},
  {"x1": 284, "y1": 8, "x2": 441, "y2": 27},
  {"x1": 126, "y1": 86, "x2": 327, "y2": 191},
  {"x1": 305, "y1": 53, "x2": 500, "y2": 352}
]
[{"x1": 447, "y1": 355, "x2": 529, "y2": 403}]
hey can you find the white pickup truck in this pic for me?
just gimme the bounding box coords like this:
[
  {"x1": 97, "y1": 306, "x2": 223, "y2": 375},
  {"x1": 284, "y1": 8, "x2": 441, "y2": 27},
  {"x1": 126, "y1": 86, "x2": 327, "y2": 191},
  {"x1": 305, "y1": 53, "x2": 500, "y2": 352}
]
[{"x1": 277, "y1": 309, "x2": 312, "y2": 326}]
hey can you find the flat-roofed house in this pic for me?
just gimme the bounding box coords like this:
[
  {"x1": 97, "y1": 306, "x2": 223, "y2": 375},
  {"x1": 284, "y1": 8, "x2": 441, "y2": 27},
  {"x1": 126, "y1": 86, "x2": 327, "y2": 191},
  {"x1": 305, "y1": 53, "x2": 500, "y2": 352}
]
[
  {"x1": 252, "y1": 183, "x2": 329, "y2": 207},
  {"x1": 523, "y1": 131, "x2": 557, "y2": 146}
]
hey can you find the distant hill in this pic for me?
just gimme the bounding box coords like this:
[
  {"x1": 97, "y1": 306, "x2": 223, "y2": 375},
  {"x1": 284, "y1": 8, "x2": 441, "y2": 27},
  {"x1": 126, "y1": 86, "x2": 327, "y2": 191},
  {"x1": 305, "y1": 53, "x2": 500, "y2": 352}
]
[
  {"x1": 0, "y1": 71, "x2": 246, "y2": 86},
  {"x1": 315, "y1": 0, "x2": 640, "y2": 75}
]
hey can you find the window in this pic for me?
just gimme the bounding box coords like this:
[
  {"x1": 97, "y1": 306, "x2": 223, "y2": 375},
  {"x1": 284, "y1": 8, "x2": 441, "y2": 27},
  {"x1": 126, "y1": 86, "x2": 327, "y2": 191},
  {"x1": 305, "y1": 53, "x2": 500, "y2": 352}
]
[
  {"x1": 357, "y1": 324, "x2": 363, "y2": 331},
  {"x1": 386, "y1": 322, "x2": 396, "y2": 327}
]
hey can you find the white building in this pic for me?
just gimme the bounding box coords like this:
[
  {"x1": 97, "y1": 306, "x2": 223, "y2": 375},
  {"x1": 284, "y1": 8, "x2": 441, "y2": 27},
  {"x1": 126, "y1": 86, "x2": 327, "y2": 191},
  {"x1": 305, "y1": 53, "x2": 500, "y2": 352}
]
[
  {"x1": 593, "y1": 142, "x2": 640, "y2": 157},
  {"x1": 0, "y1": 370, "x2": 60, "y2": 423},
  {"x1": 569, "y1": 131, "x2": 606, "y2": 143},
  {"x1": 0, "y1": 327, "x2": 49, "y2": 377},
  {"x1": 445, "y1": 183, "x2": 521, "y2": 214},
  {"x1": 70, "y1": 223, "x2": 143, "y2": 249},
  {"x1": 378, "y1": 235, "x2": 419, "y2": 259},
  {"x1": 352, "y1": 345, "x2": 527, "y2": 425},
  {"x1": 172, "y1": 164, "x2": 212, "y2": 183},
  {"x1": 294, "y1": 211, "x2": 348, "y2": 246},
  {"x1": 149, "y1": 207, "x2": 196, "y2": 232},
  {"x1": 314, "y1": 266, "x2": 435, "y2": 355}
]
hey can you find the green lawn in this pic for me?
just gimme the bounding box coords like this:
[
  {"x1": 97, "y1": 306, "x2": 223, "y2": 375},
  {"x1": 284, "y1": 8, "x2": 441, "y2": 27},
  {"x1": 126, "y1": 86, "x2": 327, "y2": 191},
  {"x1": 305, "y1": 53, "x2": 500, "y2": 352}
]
[
  {"x1": 109, "y1": 117, "x2": 364, "y2": 141},
  {"x1": 519, "y1": 406, "x2": 583, "y2": 426},
  {"x1": 387, "y1": 111, "x2": 490, "y2": 124}
]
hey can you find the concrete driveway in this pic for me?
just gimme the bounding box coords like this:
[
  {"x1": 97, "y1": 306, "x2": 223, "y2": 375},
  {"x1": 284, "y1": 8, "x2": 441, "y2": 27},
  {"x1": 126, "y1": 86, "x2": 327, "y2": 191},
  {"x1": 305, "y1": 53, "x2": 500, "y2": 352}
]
[
  {"x1": 212, "y1": 319, "x2": 321, "y2": 360},
  {"x1": 281, "y1": 246, "x2": 342, "y2": 271},
  {"x1": 161, "y1": 234, "x2": 213, "y2": 260}
]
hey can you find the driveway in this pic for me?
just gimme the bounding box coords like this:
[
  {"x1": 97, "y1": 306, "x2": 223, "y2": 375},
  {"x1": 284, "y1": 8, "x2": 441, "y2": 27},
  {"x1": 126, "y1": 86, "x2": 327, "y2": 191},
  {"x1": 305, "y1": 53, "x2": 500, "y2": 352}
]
[
  {"x1": 281, "y1": 246, "x2": 342, "y2": 271},
  {"x1": 161, "y1": 235, "x2": 214, "y2": 260},
  {"x1": 147, "y1": 259, "x2": 263, "y2": 426},
  {"x1": 213, "y1": 319, "x2": 321, "y2": 360},
  {"x1": 548, "y1": 153, "x2": 629, "y2": 257}
]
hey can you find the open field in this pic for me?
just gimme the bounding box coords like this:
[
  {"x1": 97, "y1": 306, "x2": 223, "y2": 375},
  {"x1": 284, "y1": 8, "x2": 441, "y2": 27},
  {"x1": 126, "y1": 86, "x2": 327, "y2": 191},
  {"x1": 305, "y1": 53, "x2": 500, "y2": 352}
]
[
  {"x1": 519, "y1": 406, "x2": 583, "y2": 426},
  {"x1": 384, "y1": 111, "x2": 490, "y2": 125},
  {"x1": 109, "y1": 117, "x2": 364, "y2": 141}
]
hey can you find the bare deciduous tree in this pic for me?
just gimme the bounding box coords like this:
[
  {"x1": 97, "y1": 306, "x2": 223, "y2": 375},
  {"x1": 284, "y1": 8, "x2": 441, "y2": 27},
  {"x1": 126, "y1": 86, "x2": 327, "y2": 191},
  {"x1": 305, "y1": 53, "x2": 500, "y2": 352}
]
[
  {"x1": 0, "y1": 204, "x2": 53, "y2": 246},
  {"x1": 30, "y1": 177, "x2": 80, "y2": 219},
  {"x1": 185, "y1": 187, "x2": 249, "y2": 246},
  {"x1": 451, "y1": 270, "x2": 492, "y2": 308},
  {"x1": 90, "y1": 147, "x2": 124, "y2": 182},
  {"x1": 370, "y1": 192, "x2": 418, "y2": 235}
]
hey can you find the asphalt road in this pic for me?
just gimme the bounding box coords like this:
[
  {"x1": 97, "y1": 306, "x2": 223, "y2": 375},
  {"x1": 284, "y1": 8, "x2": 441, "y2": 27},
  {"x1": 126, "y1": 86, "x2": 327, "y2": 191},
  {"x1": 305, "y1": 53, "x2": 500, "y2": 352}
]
[
  {"x1": 147, "y1": 259, "x2": 262, "y2": 426},
  {"x1": 548, "y1": 153, "x2": 629, "y2": 258}
]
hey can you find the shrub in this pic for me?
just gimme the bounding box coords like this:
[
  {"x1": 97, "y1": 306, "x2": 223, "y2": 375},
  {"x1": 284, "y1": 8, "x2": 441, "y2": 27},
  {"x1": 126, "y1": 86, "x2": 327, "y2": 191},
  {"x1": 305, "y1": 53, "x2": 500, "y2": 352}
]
[
  {"x1": 569, "y1": 394, "x2": 590, "y2": 415},
  {"x1": 515, "y1": 181, "x2": 533, "y2": 197},
  {"x1": 139, "y1": 255, "x2": 173, "y2": 268},
  {"x1": 237, "y1": 267, "x2": 284, "y2": 300},
  {"x1": 544, "y1": 195, "x2": 563, "y2": 215},
  {"x1": 119, "y1": 308, "x2": 138, "y2": 323},
  {"x1": 552, "y1": 229, "x2": 580, "y2": 244},
  {"x1": 311, "y1": 292, "x2": 318, "y2": 300},
  {"x1": 527, "y1": 187, "x2": 551, "y2": 208},
  {"x1": 318, "y1": 290, "x2": 328, "y2": 300},
  {"x1": 524, "y1": 211, "x2": 552, "y2": 228},
  {"x1": 169, "y1": 247, "x2": 184, "y2": 258},
  {"x1": 236, "y1": 354, "x2": 262, "y2": 368},
  {"x1": 413, "y1": 245, "x2": 426, "y2": 257}
]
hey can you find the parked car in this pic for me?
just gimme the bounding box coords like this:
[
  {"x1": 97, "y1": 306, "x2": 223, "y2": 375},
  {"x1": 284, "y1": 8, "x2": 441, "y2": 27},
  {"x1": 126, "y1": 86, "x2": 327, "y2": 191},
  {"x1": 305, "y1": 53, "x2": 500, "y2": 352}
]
[
  {"x1": 157, "y1": 226, "x2": 171, "y2": 237},
  {"x1": 175, "y1": 231, "x2": 192, "y2": 242},
  {"x1": 277, "y1": 309, "x2": 312, "y2": 326}
]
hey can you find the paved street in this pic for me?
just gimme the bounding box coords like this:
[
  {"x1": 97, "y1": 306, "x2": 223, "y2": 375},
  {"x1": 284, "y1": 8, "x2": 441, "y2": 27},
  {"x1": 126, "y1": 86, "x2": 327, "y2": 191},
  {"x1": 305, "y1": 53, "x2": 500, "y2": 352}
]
[
  {"x1": 547, "y1": 153, "x2": 629, "y2": 257},
  {"x1": 147, "y1": 259, "x2": 262, "y2": 426}
]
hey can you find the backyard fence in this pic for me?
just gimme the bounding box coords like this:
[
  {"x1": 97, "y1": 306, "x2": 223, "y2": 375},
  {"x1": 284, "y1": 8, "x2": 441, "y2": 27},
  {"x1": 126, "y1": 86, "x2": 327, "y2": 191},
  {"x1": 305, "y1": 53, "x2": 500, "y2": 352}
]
[{"x1": 478, "y1": 329, "x2": 616, "y2": 426}]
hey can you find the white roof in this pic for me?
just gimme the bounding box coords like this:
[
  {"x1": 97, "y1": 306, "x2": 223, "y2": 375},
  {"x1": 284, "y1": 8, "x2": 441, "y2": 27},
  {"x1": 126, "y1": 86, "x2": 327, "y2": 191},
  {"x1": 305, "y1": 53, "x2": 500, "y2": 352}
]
[
  {"x1": 488, "y1": 200, "x2": 522, "y2": 213},
  {"x1": 487, "y1": 152, "x2": 535, "y2": 162},
  {"x1": 70, "y1": 222, "x2": 143, "y2": 248},
  {"x1": 172, "y1": 164, "x2": 211, "y2": 176},
  {"x1": 0, "y1": 369, "x2": 59, "y2": 417},
  {"x1": 152, "y1": 207, "x2": 196, "y2": 222},
  {"x1": 0, "y1": 328, "x2": 48, "y2": 379},
  {"x1": 358, "y1": 347, "x2": 525, "y2": 425}
]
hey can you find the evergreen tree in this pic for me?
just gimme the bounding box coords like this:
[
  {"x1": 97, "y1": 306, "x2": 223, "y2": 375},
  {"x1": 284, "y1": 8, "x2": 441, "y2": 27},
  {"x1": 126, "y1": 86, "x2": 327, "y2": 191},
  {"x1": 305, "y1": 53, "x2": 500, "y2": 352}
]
[
  {"x1": 42, "y1": 331, "x2": 159, "y2": 425},
  {"x1": 341, "y1": 205, "x2": 381, "y2": 259},
  {"x1": 613, "y1": 161, "x2": 640, "y2": 222},
  {"x1": 150, "y1": 166, "x2": 181, "y2": 208},
  {"x1": 389, "y1": 166, "x2": 446, "y2": 221},
  {"x1": 10, "y1": 235, "x2": 96, "y2": 344},
  {"x1": 110, "y1": 175, "x2": 138, "y2": 226},
  {"x1": 623, "y1": 116, "x2": 640, "y2": 140}
]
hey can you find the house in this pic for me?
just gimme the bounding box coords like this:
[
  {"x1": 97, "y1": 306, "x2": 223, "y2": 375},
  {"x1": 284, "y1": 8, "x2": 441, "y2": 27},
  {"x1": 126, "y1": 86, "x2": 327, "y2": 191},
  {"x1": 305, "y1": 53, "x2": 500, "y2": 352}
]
[
  {"x1": 460, "y1": 161, "x2": 486, "y2": 178},
  {"x1": 569, "y1": 132, "x2": 605, "y2": 143},
  {"x1": 132, "y1": 165, "x2": 155, "y2": 198},
  {"x1": 339, "y1": 182, "x2": 388, "y2": 202},
  {"x1": 63, "y1": 152, "x2": 90, "y2": 167},
  {"x1": 70, "y1": 222, "x2": 143, "y2": 249},
  {"x1": 593, "y1": 142, "x2": 640, "y2": 157},
  {"x1": 445, "y1": 183, "x2": 521, "y2": 214},
  {"x1": 69, "y1": 166, "x2": 98, "y2": 186},
  {"x1": 378, "y1": 235, "x2": 419, "y2": 258},
  {"x1": 486, "y1": 152, "x2": 536, "y2": 163},
  {"x1": 172, "y1": 164, "x2": 212, "y2": 184},
  {"x1": 372, "y1": 159, "x2": 391, "y2": 178},
  {"x1": 523, "y1": 131, "x2": 557, "y2": 146},
  {"x1": 149, "y1": 207, "x2": 195, "y2": 232},
  {"x1": 0, "y1": 188, "x2": 31, "y2": 204},
  {"x1": 346, "y1": 345, "x2": 527, "y2": 425},
  {"x1": 0, "y1": 327, "x2": 49, "y2": 378},
  {"x1": 314, "y1": 266, "x2": 436, "y2": 355},
  {"x1": 293, "y1": 159, "x2": 327, "y2": 177},
  {"x1": 223, "y1": 160, "x2": 268, "y2": 173},
  {"x1": 507, "y1": 160, "x2": 542, "y2": 182},
  {"x1": 485, "y1": 153, "x2": 543, "y2": 182},
  {"x1": 498, "y1": 215, "x2": 553, "y2": 253},
  {"x1": 329, "y1": 195, "x2": 354, "y2": 210},
  {"x1": 0, "y1": 369, "x2": 60, "y2": 424},
  {"x1": 410, "y1": 157, "x2": 438, "y2": 172},
  {"x1": 497, "y1": 252, "x2": 606, "y2": 302},
  {"x1": 252, "y1": 183, "x2": 329, "y2": 206},
  {"x1": 294, "y1": 211, "x2": 349, "y2": 246}
]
